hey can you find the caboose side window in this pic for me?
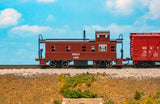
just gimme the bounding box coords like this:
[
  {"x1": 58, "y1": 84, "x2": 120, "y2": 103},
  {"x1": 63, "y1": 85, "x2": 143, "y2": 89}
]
[
  {"x1": 66, "y1": 46, "x2": 70, "y2": 52},
  {"x1": 111, "y1": 46, "x2": 115, "y2": 52},
  {"x1": 82, "y1": 46, "x2": 86, "y2": 52},
  {"x1": 91, "y1": 46, "x2": 95, "y2": 52},
  {"x1": 97, "y1": 35, "x2": 100, "y2": 38},
  {"x1": 51, "y1": 46, "x2": 55, "y2": 52}
]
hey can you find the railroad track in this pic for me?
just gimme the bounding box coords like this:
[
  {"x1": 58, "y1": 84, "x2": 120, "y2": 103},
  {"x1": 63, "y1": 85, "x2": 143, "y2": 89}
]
[
  {"x1": 0, "y1": 65, "x2": 160, "y2": 69},
  {"x1": 0, "y1": 65, "x2": 40, "y2": 69}
]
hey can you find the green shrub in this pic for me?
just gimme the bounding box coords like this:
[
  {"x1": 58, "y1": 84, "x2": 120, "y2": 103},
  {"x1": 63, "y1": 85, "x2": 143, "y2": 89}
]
[
  {"x1": 153, "y1": 92, "x2": 160, "y2": 99},
  {"x1": 125, "y1": 92, "x2": 160, "y2": 104},
  {"x1": 81, "y1": 89, "x2": 97, "y2": 98},
  {"x1": 53, "y1": 100, "x2": 61, "y2": 104},
  {"x1": 66, "y1": 74, "x2": 97, "y2": 87},
  {"x1": 105, "y1": 100, "x2": 114, "y2": 104},
  {"x1": 134, "y1": 91, "x2": 141, "y2": 100},
  {"x1": 57, "y1": 74, "x2": 98, "y2": 98},
  {"x1": 58, "y1": 74, "x2": 97, "y2": 92},
  {"x1": 62, "y1": 88, "x2": 97, "y2": 98},
  {"x1": 63, "y1": 89, "x2": 82, "y2": 98}
]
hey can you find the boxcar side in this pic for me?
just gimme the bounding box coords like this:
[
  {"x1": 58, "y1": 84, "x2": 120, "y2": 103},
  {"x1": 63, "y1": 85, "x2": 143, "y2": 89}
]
[{"x1": 130, "y1": 33, "x2": 160, "y2": 67}]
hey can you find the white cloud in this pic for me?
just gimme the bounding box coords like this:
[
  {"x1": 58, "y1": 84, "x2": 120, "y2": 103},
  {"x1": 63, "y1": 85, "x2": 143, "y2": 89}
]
[
  {"x1": 8, "y1": 25, "x2": 69, "y2": 37},
  {"x1": 133, "y1": 0, "x2": 160, "y2": 22},
  {"x1": 106, "y1": 0, "x2": 136, "y2": 15},
  {"x1": 145, "y1": 0, "x2": 160, "y2": 20},
  {"x1": 46, "y1": 14, "x2": 55, "y2": 22},
  {"x1": 84, "y1": 24, "x2": 160, "y2": 35},
  {"x1": 106, "y1": 1, "x2": 114, "y2": 8},
  {"x1": 11, "y1": 25, "x2": 52, "y2": 33},
  {"x1": 0, "y1": 8, "x2": 22, "y2": 28},
  {"x1": 106, "y1": 0, "x2": 160, "y2": 20},
  {"x1": 8, "y1": 25, "x2": 53, "y2": 37},
  {"x1": 37, "y1": 0, "x2": 56, "y2": 3},
  {"x1": 51, "y1": 25, "x2": 69, "y2": 36},
  {"x1": 139, "y1": 0, "x2": 151, "y2": 7},
  {"x1": 115, "y1": 0, "x2": 135, "y2": 14}
]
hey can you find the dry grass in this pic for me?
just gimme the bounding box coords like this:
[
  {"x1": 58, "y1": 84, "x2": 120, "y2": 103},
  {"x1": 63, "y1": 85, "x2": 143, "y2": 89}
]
[
  {"x1": 89, "y1": 76, "x2": 160, "y2": 104},
  {"x1": 0, "y1": 74, "x2": 62, "y2": 104},
  {"x1": 0, "y1": 74, "x2": 159, "y2": 104}
]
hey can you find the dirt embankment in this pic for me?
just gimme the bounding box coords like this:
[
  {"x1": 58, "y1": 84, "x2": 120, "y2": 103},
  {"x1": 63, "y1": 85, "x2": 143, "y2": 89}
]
[{"x1": 0, "y1": 69, "x2": 160, "y2": 104}]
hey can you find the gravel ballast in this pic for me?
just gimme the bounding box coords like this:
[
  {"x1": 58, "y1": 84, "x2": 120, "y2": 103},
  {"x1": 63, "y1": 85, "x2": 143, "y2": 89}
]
[{"x1": 0, "y1": 68, "x2": 160, "y2": 78}]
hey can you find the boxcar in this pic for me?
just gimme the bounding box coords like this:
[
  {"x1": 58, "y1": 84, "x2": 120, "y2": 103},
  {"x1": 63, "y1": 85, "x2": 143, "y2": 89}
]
[{"x1": 130, "y1": 33, "x2": 160, "y2": 67}]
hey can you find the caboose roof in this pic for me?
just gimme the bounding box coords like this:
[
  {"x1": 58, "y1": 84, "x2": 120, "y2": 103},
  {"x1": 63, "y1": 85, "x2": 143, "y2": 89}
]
[
  {"x1": 39, "y1": 39, "x2": 119, "y2": 43},
  {"x1": 95, "y1": 31, "x2": 110, "y2": 33},
  {"x1": 39, "y1": 39, "x2": 95, "y2": 43}
]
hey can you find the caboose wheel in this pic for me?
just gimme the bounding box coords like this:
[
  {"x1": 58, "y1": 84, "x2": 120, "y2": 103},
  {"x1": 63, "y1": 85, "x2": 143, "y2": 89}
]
[
  {"x1": 49, "y1": 61, "x2": 57, "y2": 68},
  {"x1": 106, "y1": 61, "x2": 113, "y2": 68},
  {"x1": 93, "y1": 61, "x2": 99, "y2": 68},
  {"x1": 62, "y1": 61, "x2": 69, "y2": 68},
  {"x1": 109, "y1": 61, "x2": 113, "y2": 67}
]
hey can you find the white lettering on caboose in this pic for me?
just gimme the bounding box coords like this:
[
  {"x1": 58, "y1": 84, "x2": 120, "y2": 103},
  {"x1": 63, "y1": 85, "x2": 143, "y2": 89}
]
[{"x1": 72, "y1": 53, "x2": 80, "y2": 56}]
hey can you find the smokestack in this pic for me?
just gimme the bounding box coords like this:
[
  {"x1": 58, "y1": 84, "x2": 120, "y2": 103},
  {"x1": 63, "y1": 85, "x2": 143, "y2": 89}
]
[{"x1": 83, "y1": 30, "x2": 86, "y2": 41}]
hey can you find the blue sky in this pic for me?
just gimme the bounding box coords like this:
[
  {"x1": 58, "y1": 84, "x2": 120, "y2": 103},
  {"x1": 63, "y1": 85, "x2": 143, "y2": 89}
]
[{"x1": 0, "y1": 0, "x2": 160, "y2": 65}]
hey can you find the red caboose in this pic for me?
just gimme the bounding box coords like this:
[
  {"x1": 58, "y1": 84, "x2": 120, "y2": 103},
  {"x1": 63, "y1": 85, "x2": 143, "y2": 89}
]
[
  {"x1": 130, "y1": 33, "x2": 160, "y2": 67},
  {"x1": 35, "y1": 31, "x2": 123, "y2": 67}
]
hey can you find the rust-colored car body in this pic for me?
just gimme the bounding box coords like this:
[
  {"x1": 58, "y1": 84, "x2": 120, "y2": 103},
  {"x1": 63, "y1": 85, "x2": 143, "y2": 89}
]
[
  {"x1": 130, "y1": 33, "x2": 160, "y2": 65},
  {"x1": 36, "y1": 31, "x2": 123, "y2": 66}
]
